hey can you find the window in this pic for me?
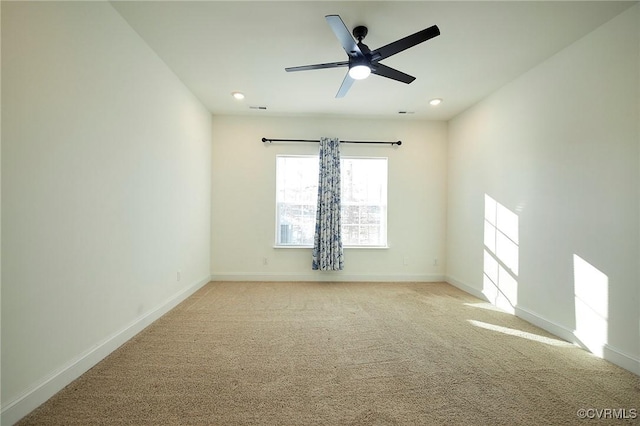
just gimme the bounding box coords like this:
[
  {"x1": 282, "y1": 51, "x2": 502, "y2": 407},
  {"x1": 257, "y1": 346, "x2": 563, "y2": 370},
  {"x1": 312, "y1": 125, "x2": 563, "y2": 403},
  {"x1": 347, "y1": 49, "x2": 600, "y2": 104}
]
[
  {"x1": 276, "y1": 155, "x2": 387, "y2": 247},
  {"x1": 341, "y1": 157, "x2": 388, "y2": 246},
  {"x1": 275, "y1": 156, "x2": 319, "y2": 246}
]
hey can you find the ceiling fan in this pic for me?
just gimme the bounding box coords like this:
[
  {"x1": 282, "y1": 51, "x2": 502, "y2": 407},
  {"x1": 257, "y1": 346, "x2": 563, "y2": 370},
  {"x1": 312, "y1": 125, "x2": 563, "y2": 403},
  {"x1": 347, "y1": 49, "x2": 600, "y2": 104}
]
[{"x1": 285, "y1": 15, "x2": 440, "y2": 98}]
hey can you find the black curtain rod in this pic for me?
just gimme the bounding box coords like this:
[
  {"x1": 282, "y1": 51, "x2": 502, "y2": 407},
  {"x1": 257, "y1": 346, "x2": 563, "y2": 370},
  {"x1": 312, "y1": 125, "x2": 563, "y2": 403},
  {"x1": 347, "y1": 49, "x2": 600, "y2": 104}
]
[{"x1": 261, "y1": 137, "x2": 401, "y2": 146}]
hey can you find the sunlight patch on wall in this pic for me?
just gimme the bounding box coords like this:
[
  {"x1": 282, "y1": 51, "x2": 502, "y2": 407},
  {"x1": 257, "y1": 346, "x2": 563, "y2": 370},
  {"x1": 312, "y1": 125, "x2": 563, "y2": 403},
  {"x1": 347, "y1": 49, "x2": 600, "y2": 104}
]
[
  {"x1": 573, "y1": 254, "x2": 609, "y2": 357},
  {"x1": 483, "y1": 194, "x2": 519, "y2": 314}
]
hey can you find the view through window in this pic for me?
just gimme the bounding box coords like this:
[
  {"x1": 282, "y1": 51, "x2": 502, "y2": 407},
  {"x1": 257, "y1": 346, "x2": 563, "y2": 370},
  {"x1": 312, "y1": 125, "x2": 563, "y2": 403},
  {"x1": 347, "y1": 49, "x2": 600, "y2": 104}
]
[{"x1": 276, "y1": 155, "x2": 387, "y2": 247}]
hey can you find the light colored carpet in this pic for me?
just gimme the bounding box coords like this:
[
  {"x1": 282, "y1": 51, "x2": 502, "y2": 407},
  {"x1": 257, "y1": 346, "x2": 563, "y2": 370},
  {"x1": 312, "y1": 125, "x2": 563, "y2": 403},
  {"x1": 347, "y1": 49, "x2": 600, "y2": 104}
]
[{"x1": 18, "y1": 281, "x2": 640, "y2": 425}]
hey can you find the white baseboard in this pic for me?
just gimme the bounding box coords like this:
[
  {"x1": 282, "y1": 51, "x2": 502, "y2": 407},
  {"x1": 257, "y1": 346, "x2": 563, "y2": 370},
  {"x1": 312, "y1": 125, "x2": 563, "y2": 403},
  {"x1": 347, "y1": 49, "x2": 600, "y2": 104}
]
[
  {"x1": 210, "y1": 272, "x2": 446, "y2": 282},
  {"x1": 514, "y1": 305, "x2": 578, "y2": 344},
  {"x1": 517, "y1": 305, "x2": 640, "y2": 375},
  {"x1": 445, "y1": 274, "x2": 487, "y2": 301},
  {"x1": 1, "y1": 275, "x2": 211, "y2": 426},
  {"x1": 603, "y1": 344, "x2": 640, "y2": 375},
  {"x1": 446, "y1": 275, "x2": 640, "y2": 376}
]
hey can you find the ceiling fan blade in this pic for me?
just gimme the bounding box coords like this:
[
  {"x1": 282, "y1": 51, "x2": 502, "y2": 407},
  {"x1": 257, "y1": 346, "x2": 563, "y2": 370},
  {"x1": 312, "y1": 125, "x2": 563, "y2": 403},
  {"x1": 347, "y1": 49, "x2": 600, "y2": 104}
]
[
  {"x1": 325, "y1": 15, "x2": 363, "y2": 58},
  {"x1": 370, "y1": 25, "x2": 440, "y2": 61},
  {"x1": 371, "y1": 63, "x2": 416, "y2": 84},
  {"x1": 335, "y1": 72, "x2": 355, "y2": 98},
  {"x1": 285, "y1": 61, "x2": 349, "y2": 72}
]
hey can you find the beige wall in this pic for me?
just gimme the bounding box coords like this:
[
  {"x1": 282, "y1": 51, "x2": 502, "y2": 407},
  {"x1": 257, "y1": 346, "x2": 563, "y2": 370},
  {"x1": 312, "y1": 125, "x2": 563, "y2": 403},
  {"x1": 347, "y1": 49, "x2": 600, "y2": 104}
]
[
  {"x1": 1, "y1": 2, "x2": 212, "y2": 423},
  {"x1": 446, "y1": 5, "x2": 639, "y2": 373},
  {"x1": 211, "y1": 115, "x2": 448, "y2": 282}
]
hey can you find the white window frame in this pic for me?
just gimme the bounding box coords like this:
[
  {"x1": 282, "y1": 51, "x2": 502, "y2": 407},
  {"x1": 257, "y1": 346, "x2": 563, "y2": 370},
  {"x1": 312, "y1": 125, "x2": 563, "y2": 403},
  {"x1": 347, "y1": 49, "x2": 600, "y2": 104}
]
[{"x1": 275, "y1": 154, "x2": 388, "y2": 248}]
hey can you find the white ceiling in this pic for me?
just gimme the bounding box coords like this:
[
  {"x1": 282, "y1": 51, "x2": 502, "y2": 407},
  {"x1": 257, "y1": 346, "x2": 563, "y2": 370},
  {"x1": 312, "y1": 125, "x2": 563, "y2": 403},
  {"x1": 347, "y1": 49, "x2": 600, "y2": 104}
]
[{"x1": 111, "y1": 1, "x2": 636, "y2": 121}]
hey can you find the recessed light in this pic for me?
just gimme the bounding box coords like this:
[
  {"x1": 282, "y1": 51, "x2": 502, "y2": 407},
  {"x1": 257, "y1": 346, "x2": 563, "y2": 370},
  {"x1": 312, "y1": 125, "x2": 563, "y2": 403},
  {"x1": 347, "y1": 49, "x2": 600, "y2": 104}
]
[
  {"x1": 232, "y1": 91, "x2": 245, "y2": 100},
  {"x1": 429, "y1": 98, "x2": 442, "y2": 106}
]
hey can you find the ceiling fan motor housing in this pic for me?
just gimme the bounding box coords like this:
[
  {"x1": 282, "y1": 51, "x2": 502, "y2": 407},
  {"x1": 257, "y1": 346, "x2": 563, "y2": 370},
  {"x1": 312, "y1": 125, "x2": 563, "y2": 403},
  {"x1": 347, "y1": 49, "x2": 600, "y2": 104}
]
[
  {"x1": 352, "y1": 25, "x2": 368, "y2": 41},
  {"x1": 349, "y1": 55, "x2": 370, "y2": 69}
]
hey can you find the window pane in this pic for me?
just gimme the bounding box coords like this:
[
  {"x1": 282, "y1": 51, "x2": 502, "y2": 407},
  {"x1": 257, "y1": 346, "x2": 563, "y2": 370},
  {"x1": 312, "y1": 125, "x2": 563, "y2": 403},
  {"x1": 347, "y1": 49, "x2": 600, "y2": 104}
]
[
  {"x1": 276, "y1": 155, "x2": 387, "y2": 247},
  {"x1": 276, "y1": 156, "x2": 318, "y2": 245},
  {"x1": 341, "y1": 158, "x2": 387, "y2": 246},
  {"x1": 343, "y1": 225, "x2": 359, "y2": 243},
  {"x1": 360, "y1": 206, "x2": 380, "y2": 224},
  {"x1": 343, "y1": 205, "x2": 359, "y2": 224}
]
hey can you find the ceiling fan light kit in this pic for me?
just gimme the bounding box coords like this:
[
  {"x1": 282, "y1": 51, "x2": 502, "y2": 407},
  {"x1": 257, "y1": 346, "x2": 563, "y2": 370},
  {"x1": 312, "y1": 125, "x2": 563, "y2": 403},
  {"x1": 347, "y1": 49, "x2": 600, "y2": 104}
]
[
  {"x1": 348, "y1": 64, "x2": 371, "y2": 80},
  {"x1": 285, "y1": 15, "x2": 440, "y2": 98}
]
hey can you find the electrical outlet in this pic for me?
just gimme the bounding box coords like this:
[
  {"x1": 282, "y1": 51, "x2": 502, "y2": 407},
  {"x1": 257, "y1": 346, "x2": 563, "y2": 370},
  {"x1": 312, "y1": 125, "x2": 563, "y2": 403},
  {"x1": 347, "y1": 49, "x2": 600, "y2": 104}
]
[
  {"x1": 263, "y1": 257, "x2": 269, "y2": 266},
  {"x1": 177, "y1": 270, "x2": 181, "y2": 281},
  {"x1": 433, "y1": 258, "x2": 438, "y2": 266},
  {"x1": 403, "y1": 256, "x2": 409, "y2": 266}
]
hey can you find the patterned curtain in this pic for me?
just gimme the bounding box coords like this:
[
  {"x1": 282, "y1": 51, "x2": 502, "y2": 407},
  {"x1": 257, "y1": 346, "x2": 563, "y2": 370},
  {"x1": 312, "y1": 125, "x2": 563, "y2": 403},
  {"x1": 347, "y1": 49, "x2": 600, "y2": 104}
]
[{"x1": 312, "y1": 137, "x2": 344, "y2": 270}]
